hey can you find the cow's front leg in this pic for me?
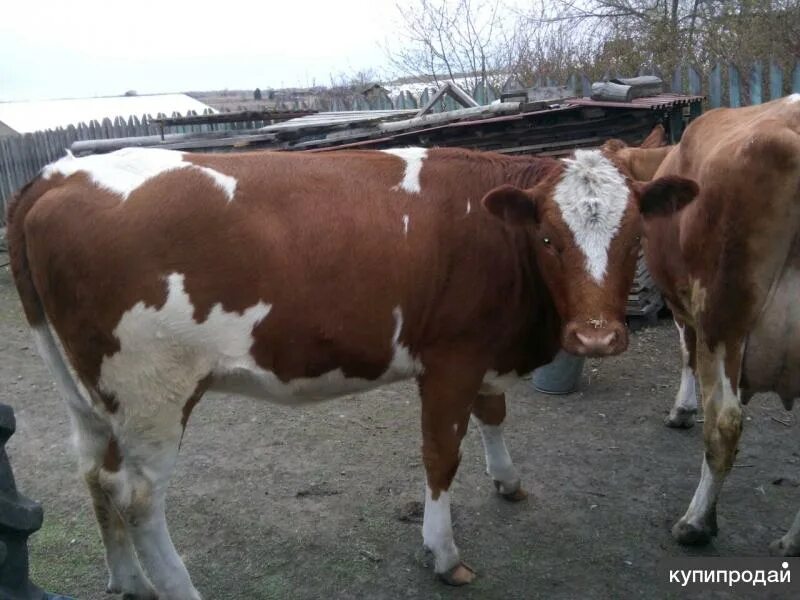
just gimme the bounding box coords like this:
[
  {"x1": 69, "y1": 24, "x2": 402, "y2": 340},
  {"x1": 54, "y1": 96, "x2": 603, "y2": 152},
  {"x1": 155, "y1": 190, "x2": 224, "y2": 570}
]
[
  {"x1": 471, "y1": 393, "x2": 526, "y2": 501},
  {"x1": 666, "y1": 318, "x2": 699, "y2": 428},
  {"x1": 673, "y1": 343, "x2": 743, "y2": 545},
  {"x1": 418, "y1": 358, "x2": 483, "y2": 586}
]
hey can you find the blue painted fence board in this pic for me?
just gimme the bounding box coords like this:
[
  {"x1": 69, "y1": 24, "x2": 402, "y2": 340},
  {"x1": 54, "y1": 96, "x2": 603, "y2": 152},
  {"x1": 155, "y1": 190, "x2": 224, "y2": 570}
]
[
  {"x1": 770, "y1": 61, "x2": 784, "y2": 99},
  {"x1": 793, "y1": 60, "x2": 800, "y2": 93},
  {"x1": 749, "y1": 62, "x2": 763, "y2": 105},
  {"x1": 709, "y1": 64, "x2": 721, "y2": 107},
  {"x1": 671, "y1": 65, "x2": 682, "y2": 93},
  {"x1": 688, "y1": 66, "x2": 701, "y2": 96},
  {"x1": 581, "y1": 74, "x2": 591, "y2": 97},
  {"x1": 729, "y1": 64, "x2": 742, "y2": 108}
]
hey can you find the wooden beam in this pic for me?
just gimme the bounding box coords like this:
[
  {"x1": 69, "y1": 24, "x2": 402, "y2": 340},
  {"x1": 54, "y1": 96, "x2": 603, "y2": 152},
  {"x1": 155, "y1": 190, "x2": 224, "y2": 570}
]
[{"x1": 415, "y1": 82, "x2": 479, "y2": 117}]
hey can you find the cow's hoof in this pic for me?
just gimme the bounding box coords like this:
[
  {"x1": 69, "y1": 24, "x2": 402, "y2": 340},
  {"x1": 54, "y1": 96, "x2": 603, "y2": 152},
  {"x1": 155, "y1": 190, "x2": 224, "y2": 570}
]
[
  {"x1": 109, "y1": 579, "x2": 158, "y2": 600},
  {"x1": 438, "y1": 562, "x2": 476, "y2": 586},
  {"x1": 493, "y1": 479, "x2": 527, "y2": 502},
  {"x1": 665, "y1": 408, "x2": 696, "y2": 429},
  {"x1": 769, "y1": 537, "x2": 800, "y2": 557},
  {"x1": 672, "y1": 519, "x2": 715, "y2": 546},
  {"x1": 493, "y1": 480, "x2": 528, "y2": 502}
]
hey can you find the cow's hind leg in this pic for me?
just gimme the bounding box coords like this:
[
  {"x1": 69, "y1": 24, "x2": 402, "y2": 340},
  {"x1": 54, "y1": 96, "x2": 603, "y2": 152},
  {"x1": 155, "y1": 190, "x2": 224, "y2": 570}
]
[
  {"x1": 99, "y1": 410, "x2": 201, "y2": 600},
  {"x1": 69, "y1": 406, "x2": 156, "y2": 599},
  {"x1": 471, "y1": 393, "x2": 526, "y2": 501},
  {"x1": 418, "y1": 357, "x2": 484, "y2": 586},
  {"x1": 673, "y1": 343, "x2": 743, "y2": 545},
  {"x1": 666, "y1": 319, "x2": 699, "y2": 428}
]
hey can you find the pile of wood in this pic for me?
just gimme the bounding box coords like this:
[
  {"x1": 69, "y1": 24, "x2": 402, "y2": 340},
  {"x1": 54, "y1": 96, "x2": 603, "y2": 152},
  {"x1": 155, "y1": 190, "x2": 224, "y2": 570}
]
[{"x1": 591, "y1": 76, "x2": 664, "y2": 103}]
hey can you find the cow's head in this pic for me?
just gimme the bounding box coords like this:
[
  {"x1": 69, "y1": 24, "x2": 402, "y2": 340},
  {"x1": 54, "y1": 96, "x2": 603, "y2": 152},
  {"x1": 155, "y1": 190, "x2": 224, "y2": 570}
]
[{"x1": 482, "y1": 139, "x2": 697, "y2": 357}]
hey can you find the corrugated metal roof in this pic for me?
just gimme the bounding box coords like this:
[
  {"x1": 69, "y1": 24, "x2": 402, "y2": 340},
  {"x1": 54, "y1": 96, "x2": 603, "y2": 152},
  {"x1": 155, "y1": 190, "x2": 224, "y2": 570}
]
[
  {"x1": 565, "y1": 93, "x2": 704, "y2": 110},
  {"x1": 0, "y1": 94, "x2": 215, "y2": 134}
]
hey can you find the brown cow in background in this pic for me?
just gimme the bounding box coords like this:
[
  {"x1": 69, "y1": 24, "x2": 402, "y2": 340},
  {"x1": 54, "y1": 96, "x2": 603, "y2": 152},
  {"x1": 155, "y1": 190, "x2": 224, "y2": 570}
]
[{"x1": 619, "y1": 94, "x2": 800, "y2": 555}]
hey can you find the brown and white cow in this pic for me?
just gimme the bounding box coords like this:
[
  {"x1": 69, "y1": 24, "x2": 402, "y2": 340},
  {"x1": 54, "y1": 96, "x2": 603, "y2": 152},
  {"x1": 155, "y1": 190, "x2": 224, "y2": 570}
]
[
  {"x1": 7, "y1": 143, "x2": 687, "y2": 598},
  {"x1": 620, "y1": 94, "x2": 800, "y2": 554}
]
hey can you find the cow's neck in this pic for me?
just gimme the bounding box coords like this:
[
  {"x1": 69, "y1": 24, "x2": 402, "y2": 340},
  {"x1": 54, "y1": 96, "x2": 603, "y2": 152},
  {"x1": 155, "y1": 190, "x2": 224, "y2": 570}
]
[{"x1": 475, "y1": 156, "x2": 563, "y2": 375}]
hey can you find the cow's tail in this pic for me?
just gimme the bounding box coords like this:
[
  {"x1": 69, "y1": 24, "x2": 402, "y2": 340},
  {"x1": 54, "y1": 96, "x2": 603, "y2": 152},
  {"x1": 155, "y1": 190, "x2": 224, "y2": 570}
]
[{"x1": 6, "y1": 177, "x2": 89, "y2": 411}]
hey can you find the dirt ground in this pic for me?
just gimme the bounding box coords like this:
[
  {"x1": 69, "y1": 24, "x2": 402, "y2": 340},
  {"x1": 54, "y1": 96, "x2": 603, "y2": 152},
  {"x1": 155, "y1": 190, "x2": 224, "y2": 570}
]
[{"x1": 1, "y1": 252, "x2": 799, "y2": 600}]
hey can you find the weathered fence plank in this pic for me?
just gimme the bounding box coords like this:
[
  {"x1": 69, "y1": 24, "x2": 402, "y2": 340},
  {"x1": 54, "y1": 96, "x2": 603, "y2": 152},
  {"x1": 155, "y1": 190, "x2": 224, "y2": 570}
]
[
  {"x1": 671, "y1": 65, "x2": 682, "y2": 94},
  {"x1": 750, "y1": 62, "x2": 763, "y2": 105},
  {"x1": 709, "y1": 64, "x2": 722, "y2": 108},
  {"x1": 729, "y1": 64, "x2": 742, "y2": 108},
  {"x1": 793, "y1": 60, "x2": 800, "y2": 93},
  {"x1": 770, "y1": 60, "x2": 784, "y2": 100},
  {"x1": 688, "y1": 66, "x2": 702, "y2": 96}
]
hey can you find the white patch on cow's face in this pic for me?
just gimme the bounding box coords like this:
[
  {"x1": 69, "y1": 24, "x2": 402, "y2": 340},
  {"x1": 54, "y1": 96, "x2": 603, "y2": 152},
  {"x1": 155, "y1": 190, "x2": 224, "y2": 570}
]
[
  {"x1": 99, "y1": 273, "x2": 422, "y2": 407},
  {"x1": 553, "y1": 150, "x2": 629, "y2": 282},
  {"x1": 382, "y1": 147, "x2": 427, "y2": 194},
  {"x1": 42, "y1": 147, "x2": 237, "y2": 201},
  {"x1": 787, "y1": 93, "x2": 800, "y2": 104}
]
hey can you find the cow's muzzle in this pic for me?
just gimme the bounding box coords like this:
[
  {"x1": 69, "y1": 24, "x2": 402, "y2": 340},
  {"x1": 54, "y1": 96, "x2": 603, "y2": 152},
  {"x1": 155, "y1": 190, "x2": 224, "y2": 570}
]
[{"x1": 562, "y1": 320, "x2": 628, "y2": 357}]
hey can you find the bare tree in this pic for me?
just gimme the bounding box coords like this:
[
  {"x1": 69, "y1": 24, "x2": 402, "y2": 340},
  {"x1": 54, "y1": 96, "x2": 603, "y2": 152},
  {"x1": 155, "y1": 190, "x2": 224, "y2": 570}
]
[
  {"x1": 387, "y1": 0, "x2": 799, "y2": 94},
  {"x1": 388, "y1": 0, "x2": 507, "y2": 90}
]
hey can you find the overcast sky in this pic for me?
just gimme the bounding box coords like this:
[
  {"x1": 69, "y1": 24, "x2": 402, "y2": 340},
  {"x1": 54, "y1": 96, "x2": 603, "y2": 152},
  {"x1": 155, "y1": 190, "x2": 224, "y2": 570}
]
[{"x1": 1, "y1": 0, "x2": 402, "y2": 101}]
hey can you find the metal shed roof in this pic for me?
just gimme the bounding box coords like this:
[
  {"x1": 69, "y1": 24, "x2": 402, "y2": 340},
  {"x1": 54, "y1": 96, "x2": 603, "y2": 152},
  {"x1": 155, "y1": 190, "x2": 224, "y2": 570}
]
[{"x1": 0, "y1": 94, "x2": 215, "y2": 134}]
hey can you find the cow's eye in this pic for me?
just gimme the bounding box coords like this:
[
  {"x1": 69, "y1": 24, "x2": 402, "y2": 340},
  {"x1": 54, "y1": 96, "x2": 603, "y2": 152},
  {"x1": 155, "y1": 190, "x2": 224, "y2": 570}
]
[{"x1": 542, "y1": 237, "x2": 551, "y2": 245}]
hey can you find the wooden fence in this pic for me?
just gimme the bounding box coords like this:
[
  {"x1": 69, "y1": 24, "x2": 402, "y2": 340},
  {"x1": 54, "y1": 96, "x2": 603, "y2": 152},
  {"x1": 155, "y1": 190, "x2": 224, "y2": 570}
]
[
  {"x1": 0, "y1": 110, "x2": 272, "y2": 222},
  {"x1": 2, "y1": 57, "x2": 800, "y2": 224}
]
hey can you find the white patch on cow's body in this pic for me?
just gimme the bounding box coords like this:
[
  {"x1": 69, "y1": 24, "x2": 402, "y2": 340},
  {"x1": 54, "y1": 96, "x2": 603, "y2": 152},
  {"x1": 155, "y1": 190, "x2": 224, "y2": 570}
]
[
  {"x1": 554, "y1": 150, "x2": 628, "y2": 281},
  {"x1": 422, "y1": 486, "x2": 459, "y2": 573},
  {"x1": 787, "y1": 93, "x2": 800, "y2": 104},
  {"x1": 479, "y1": 370, "x2": 518, "y2": 395},
  {"x1": 99, "y1": 274, "x2": 422, "y2": 407},
  {"x1": 472, "y1": 416, "x2": 519, "y2": 492},
  {"x1": 99, "y1": 272, "x2": 270, "y2": 416},
  {"x1": 42, "y1": 147, "x2": 237, "y2": 201},
  {"x1": 402, "y1": 214, "x2": 410, "y2": 235},
  {"x1": 382, "y1": 147, "x2": 427, "y2": 194},
  {"x1": 466, "y1": 200, "x2": 471, "y2": 214}
]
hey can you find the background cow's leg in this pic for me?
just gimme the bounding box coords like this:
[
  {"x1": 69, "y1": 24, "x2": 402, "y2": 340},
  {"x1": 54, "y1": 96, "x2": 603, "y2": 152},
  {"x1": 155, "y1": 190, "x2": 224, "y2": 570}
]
[
  {"x1": 666, "y1": 319, "x2": 699, "y2": 428},
  {"x1": 770, "y1": 507, "x2": 800, "y2": 556},
  {"x1": 99, "y1": 414, "x2": 200, "y2": 600},
  {"x1": 471, "y1": 393, "x2": 526, "y2": 501},
  {"x1": 418, "y1": 358, "x2": 483, "y2": 586},
  {"x1": 673, "y1": 343, "x2": 744, "y2": 545},
  {"x1": 69, "y1": 405, "x2": 156, "y2": 599}
]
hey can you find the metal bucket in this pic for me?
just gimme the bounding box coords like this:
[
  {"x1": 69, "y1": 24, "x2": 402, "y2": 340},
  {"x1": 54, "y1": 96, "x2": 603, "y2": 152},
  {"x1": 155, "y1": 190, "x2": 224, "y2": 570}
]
[{"x1": 532, "y1": 350, "x2": 585, "y2": 395}]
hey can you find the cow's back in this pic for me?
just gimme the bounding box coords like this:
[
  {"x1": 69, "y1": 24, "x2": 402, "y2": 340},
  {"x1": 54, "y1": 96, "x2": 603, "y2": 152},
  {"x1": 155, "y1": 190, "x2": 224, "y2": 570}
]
[
  {"x1": 651, "y1": 95, "x2": 800, "y2": 364},
  {"x1": 18, "y1": 148, "x2": 538, "y2": 403}
]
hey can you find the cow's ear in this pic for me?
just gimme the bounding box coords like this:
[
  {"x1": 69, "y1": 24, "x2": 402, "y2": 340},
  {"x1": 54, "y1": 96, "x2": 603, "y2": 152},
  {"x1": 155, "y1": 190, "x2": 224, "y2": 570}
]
[
  {"x1": 637, "y1": 175, "x2": 699, "y2": 218},
  {"x1": 640, "y1": 124, "x2": 667, "y2": 148},
  {"x1": 481, "y1": 184, "x2": 538, "y2": 225}
]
